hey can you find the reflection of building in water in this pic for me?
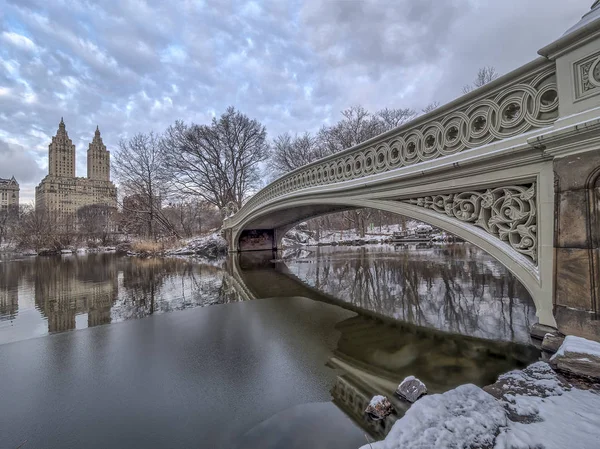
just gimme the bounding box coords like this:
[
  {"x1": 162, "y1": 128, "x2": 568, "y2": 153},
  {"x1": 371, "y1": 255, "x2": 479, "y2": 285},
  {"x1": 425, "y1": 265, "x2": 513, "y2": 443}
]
[
  {"x1": 328, "y1": 314, "x2": 540, "y2": 439},
  {"x1": 0, "y1": 262, "x2": 19, "y2": 321},
  {"x1": 34, "y1": 255, "x2": 118, "y2": 333}
]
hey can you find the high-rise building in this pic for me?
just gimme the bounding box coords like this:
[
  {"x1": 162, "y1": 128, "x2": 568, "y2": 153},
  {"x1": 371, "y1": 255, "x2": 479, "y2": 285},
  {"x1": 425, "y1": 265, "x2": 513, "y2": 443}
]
[
  {"x1": 0, "y1": 176, "x2": 19, "y2": 211},
  {"x1": 35, "y1": 118, "x2": 117, "y2": 222}
]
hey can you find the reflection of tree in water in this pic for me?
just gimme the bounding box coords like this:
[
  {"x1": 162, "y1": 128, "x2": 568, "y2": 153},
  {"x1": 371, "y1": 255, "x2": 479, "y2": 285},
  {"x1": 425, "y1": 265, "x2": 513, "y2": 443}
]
[
  {"x1": 115, "y1": 257, "x2": 228, "y2": 320},
  {"x1": 286, "y1": 245, "x2": 536, "y2": 343}
]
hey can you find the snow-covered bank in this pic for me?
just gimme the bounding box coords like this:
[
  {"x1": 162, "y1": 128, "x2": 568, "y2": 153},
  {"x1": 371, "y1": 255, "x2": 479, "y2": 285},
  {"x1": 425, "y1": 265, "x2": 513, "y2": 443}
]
[
  {"x1": 360, "y1": 338, "x2": 600, "y2": 449},
  {"x1": 282, "y1": 223, "x2": 455, "y2": 248},
  {"x1": 2, "y1": 233, "x2": 228, "y2": 260},
  {"x1": 165, "y1": 232, "x2": 228, "y2": 258}
]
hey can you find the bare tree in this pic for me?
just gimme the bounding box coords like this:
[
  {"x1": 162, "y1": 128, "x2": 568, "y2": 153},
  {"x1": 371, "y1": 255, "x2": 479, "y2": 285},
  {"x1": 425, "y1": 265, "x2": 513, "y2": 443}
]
[
  {"x1": 0, "y1": 204, "x2": 19, "y2": 245},
  {"x1": 377, "y1": 107, "x2": 417, "y2": 129},
  {"x1": 162, "y1": 107, "x2": 270, "y2": 211},
  {"x1": 77, "y1": 204, "x2": 117, "y2": 244},
  {"x1": 462, "y1": 66, "x2": 500, "y2": 94},
  {"x1": 161, "y1": 200, "x2": 220, "y2": 237},
  {"x1": 112, "y1": 132, "x2": 176, "y2": 239},
  {"x1": 16, "y1": 205, "x2": 60, "y2": 251},
  {"x1": 318, "y1": 105, "x2": 383, "y2": 154},
  {"x1": 271, "y1": 132, "x2": 326, "y2": 175},
  {"x1": 422, "y1": 101, "x2": 440, "y2": 114}
]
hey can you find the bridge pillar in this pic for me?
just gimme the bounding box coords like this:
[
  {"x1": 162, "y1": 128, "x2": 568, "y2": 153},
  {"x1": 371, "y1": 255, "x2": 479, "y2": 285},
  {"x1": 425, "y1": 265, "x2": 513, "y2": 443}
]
[
  {"x1": 553, "y1": 151, "x2": 600, "y2": 341},
  {"x1": 538, "y1": 4, "x2": 600, "y2": 342}
]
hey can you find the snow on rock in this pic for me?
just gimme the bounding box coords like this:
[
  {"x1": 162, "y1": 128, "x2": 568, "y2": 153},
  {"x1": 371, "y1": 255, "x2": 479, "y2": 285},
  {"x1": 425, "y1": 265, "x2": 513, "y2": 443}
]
[
  {"x1": 484, "y1": 362, "x2": 569, "y2": 423},
  {"x1": 361, "y1": 362, "x2": 600, "y2": 449},
  {"x1": 167, "y1": 233, "x2": 228, "y2": 258},
  {"x1": 360, "y1": 384, "x2": 506, "y2": 449},
  {"x1": 550, "y1": 336, "x2": 600, "y2": 381},
  {"x1": 365, "y1": 395, "x2": 394, "y2": 420},
  {"x1": 494, "y1": 387, "x2": 600, "y2": 449},
  {"x1": 395, "y1": 376, "x2": 427, "y2": 403},
  {"x1": 282, "y1": 229, "x2": 313, "y2": 247},
  {"x1": 552, "y1": 335, "x2": 600, "y2": 359}
]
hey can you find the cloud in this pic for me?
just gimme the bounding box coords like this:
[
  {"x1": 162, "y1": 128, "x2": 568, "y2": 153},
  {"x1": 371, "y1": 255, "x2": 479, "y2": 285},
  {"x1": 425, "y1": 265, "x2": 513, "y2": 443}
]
[
  {"x1": 0, "y1": 138, "x2": 45, "y2": 183},
  {"x1": 1, "y1": 31, "x2": 37, "y2": 52},
  {"x1": 0, "y1": 0, "x2": 594, "y2": 203}
]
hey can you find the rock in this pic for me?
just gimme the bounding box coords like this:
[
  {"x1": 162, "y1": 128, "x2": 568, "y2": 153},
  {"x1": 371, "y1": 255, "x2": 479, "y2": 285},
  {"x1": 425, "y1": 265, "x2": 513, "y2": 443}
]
[
  {"x1": 530, "y1": 323, "x2": 558, "y2": 340},
  {"x1": 484, "y1": 361, "x2": 570, "y2": 423},
  {"x1": 550, "y1": 335, "x2": 600, "y2": 381},
  {"x1": 365, "y1": 395, "x2": 393, "y2": 420},
  {"x1": 395, "y1": 376, "x2": 427, "y2": 403},
  {"x1": 542, "y1": 332, "x2": 565, "y2": 353}
]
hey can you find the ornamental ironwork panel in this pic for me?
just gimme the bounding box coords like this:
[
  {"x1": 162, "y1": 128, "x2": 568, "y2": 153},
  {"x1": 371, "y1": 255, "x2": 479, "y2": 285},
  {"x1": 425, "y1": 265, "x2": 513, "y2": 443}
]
[{"x1": 403, "y1": 184, "x2": 537, "y2": 263}]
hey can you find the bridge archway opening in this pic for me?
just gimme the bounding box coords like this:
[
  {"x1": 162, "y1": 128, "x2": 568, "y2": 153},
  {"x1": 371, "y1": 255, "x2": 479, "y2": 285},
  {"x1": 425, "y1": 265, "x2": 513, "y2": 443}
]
[{"x1": 232, "y1": 197, "x2": 554, "y2": 328}]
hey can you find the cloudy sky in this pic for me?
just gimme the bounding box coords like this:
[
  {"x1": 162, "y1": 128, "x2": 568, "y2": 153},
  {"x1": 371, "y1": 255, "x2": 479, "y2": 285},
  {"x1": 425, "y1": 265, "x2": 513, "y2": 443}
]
[{"x1": 0, "y1": 0, "x2": 591, "y2": 202}]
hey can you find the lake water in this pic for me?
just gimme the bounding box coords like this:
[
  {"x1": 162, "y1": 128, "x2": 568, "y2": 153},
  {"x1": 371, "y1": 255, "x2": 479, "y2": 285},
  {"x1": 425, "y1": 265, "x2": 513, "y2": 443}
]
[{"x1": 0, "y1": 245, "x2": 540, "y2": 448}]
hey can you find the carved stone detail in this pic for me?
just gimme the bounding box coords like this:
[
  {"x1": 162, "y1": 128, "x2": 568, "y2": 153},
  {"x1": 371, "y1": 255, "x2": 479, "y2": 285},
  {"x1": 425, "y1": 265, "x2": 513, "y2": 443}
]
[
  {"x1": 222, "y1": 201, "x2": 239, "y2": 218},
  {"x1": 403, "y1": 184, "x2": 537, "y2": 263},
  {"x1": 574, "y1": 52, "x2": 600, "y2": 100},
  {"x1": 232, "y1": 63, "x2": 557, "y2": 219}
]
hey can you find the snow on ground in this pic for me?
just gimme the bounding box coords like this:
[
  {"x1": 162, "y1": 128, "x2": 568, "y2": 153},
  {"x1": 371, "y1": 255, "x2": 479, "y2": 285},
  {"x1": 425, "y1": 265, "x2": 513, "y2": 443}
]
[
  {"x1": 360, "y1": 360, "x2": 600, "y2": 449},
  {"x1": 282, "y1": 223, "x2": 425, "y2": 247}
]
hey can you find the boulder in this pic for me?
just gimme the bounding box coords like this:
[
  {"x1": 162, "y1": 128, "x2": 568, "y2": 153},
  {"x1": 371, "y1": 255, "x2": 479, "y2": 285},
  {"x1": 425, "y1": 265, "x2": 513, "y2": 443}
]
[
  {"x1": 395, "y1": 376, "x2": 427, "y2": 403},
  {"x1": 365, "y1": 395, "x2": 393, "y2": 420},
  {"x1": 550, "y1": 335, "x2": 600, "y2": 382},
  {"x1": 541, "y1": 332, "x2": 565, "y2": 353}
]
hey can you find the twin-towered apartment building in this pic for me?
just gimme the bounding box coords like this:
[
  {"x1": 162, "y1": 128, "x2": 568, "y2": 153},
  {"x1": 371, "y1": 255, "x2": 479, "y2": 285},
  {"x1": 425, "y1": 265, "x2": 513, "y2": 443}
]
[
  {"x1": 2, "y1": 118, "x2": 118, "y2": 219},
  {"x1": 34, "y1": 118, "x2": 117, "y2": 220}
]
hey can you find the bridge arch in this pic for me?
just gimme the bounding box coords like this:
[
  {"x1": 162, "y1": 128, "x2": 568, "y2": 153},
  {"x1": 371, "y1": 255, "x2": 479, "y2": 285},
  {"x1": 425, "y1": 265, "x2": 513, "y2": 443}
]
[{"x1": 228, "y1": 196, "x2": 555, "y2": 328}]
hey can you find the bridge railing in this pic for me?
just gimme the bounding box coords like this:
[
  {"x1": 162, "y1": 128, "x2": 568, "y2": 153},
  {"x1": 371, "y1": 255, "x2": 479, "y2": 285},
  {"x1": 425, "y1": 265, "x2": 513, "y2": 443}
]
[{"x1": 227, "y1": 57, "x2": 558, "y2": 225}]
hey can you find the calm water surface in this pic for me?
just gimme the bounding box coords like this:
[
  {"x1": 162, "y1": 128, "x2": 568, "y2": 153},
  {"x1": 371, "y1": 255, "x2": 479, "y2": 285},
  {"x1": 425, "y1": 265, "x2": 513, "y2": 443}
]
[{"x1": 0, "y1": 245, "x2": 540, "y2": 449}]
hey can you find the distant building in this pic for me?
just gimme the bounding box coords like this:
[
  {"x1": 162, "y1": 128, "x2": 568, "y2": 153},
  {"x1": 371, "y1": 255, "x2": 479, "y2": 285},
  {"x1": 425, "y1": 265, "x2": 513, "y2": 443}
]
[
  {"x1": 0, "y1": 176, "x2": 19, "y2": 211},
  {"x1": 35, "y1": 118, "x2": 117, "y2": 224}
]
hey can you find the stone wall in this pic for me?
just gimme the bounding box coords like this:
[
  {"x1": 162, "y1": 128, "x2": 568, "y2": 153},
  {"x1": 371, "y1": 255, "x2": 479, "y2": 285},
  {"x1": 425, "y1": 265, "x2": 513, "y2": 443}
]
[{"x1": 554, "y1": 149, "x2": 600, "y2": 341}]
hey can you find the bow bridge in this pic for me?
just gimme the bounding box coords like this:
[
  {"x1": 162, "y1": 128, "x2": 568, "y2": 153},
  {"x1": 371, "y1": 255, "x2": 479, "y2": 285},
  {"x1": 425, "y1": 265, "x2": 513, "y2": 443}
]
[{"x1": 223, "y1": 4, "x2": 600, "y2": 340}]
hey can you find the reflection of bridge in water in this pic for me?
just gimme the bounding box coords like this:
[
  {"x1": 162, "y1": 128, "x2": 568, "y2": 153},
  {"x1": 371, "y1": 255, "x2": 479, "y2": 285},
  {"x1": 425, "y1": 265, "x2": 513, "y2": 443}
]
[
  {"x1": 226, "y1": 245, "x2": 538, "y2": 344},
  {"x1": 224, "y1": 248, "x2": 540, "y2": 439}
]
